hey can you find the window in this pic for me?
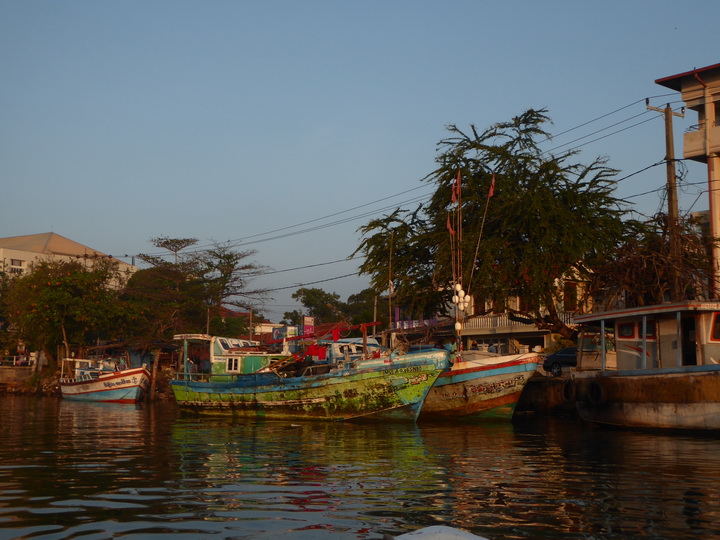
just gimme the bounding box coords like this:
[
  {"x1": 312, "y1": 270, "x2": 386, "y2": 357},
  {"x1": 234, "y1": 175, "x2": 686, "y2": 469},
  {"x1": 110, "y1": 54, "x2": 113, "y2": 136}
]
[
  {"x1": 711, "y1": 313, "x2": 720, "y2": 341},
  {"x1": 641, "y1": 321, "x2": 656, "y2": 339},
  {"x1": 618, "y1": 322, "x2": 635, "y2": 339},
  {"x1": 10, "y1": 259, "x2": 24, "y2": 267},
  {"x1": 227, "y1": 358, "x2": 239, "y2": 372}
]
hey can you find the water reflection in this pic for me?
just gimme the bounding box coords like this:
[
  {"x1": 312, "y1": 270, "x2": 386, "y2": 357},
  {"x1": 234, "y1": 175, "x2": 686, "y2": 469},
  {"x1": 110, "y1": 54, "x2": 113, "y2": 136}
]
[{"x1": 0, "y1": 396, "x2": 719, "y2": 539}]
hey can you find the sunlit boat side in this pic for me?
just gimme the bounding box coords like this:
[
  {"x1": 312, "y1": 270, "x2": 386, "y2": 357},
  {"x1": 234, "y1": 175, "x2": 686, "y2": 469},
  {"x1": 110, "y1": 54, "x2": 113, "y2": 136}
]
[
  {"x1": 571, "y1": 302, "x2": 720, "y2": 431},
  {"x1": 171, "y1": 333, "x2": 450, "y2": 422},
  {"x1": 420, "y1": 350, "x2": 539, "y2": 420},
  {"x1": 60, "y1": 358, "x2": 151, "y2": 403}
]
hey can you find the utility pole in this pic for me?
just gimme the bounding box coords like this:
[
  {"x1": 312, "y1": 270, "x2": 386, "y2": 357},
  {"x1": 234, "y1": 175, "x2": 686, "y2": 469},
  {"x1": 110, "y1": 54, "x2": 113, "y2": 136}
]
[{"x1": 647, "y1": 100, "x2": 685, "y2": 301}]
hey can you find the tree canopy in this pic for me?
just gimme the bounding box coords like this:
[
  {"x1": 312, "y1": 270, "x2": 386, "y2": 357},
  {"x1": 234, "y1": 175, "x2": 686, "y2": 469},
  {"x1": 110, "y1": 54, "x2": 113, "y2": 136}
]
[
  {"x1": 4, "y1": 259, "x2": 129, "y2": 364},
  {"x1": 355, "y1": 109, "x2": 632, "y2": 337},
  {"x1": 0, "y1": 237, "x2": 270, "y2": 363},
  {"x1": 128, "y1": 237, "x2": 269, "y2": 342},
  {"x1": 585, "y1": 212, "x2": 715, "y2": 308},
  {"x1": 283, "y1": 287, "x2": 388, "y2": 329}
]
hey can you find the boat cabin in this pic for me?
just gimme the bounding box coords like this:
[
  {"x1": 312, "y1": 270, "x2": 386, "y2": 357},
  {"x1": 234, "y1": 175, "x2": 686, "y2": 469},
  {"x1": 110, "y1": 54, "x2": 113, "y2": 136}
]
[
  {"x1": 60, "y1": 356, "x2": 128, "y2": 382},
  {"x1": 320, "y1": 337, "x2": 382, "y2": 362},
  {"x1": 174, "y1": 334, "x2": 286, "y2": 377},
  {"x1": 575, "y1": 302, "x2": 720, "y2": 372}
]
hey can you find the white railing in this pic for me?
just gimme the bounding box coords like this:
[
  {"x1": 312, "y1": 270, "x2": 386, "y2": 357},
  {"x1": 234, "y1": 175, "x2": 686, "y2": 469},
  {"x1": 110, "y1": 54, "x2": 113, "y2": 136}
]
[
  {"x1": 391, "y1": 317, "x2": 439, "y2": 330},
  {"x1": 0, "y1": 356, "x2": 32, "y2": 367},
  {"x1": 393, "y1": 312, "x2": 575, "y2": 332}
]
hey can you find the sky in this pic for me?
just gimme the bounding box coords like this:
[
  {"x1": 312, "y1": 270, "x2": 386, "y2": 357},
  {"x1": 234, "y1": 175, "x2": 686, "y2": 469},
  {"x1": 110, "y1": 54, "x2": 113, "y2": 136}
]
[{"x1": 1, "y1": 1, "x2": 718, "y2": 322}]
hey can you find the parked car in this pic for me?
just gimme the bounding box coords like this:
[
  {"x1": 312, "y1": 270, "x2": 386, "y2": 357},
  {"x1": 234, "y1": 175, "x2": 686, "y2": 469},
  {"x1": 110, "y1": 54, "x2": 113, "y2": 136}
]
[{"x1": 542, "y1": 347, "x2": 578, "y2": 376}]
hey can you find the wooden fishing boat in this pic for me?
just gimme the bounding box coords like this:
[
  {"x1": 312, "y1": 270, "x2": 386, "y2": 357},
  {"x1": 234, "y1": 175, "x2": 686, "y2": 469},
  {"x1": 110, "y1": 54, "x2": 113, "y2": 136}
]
[
  {"x1": 171, "y1": 333, "x2": 450, "y2": 422},
  {"x1": 60, "y1": 357, "x2": 151, "y2": 403},
  {"x1": 420, "y1": 350, "x2": 539, "y2": 420},
  {"x1": 570, "y1": 302, "x2": 720, "y2": 430}
]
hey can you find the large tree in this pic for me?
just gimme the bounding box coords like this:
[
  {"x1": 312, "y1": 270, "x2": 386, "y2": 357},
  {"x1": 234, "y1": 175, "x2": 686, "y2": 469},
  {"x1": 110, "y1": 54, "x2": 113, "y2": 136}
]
[
  {"x1": 290, "y1": 287, "x2": 345, "y2": 325},
  {"x1": 5, "y1": 259, "x2": 129, "y2": 365},
  {"x1": 128, "y1": 237, "x2": 268, "y2": 341},
  {"x1": 355, "y1": 109, "x2": 631, "y2": 337}
]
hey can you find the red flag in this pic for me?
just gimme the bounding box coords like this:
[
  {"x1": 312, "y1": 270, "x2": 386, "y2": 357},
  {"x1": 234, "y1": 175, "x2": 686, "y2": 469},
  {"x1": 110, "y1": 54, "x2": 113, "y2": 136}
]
[
  {"x1": 488, "y1": 173, "x2": 495, "y2": 198},
  {"x1": 451, "y1": 169, "x2": 461, "y2": 204},
  {"x1": 446, "y1": 214, "x2": 455, "y2": 236}
]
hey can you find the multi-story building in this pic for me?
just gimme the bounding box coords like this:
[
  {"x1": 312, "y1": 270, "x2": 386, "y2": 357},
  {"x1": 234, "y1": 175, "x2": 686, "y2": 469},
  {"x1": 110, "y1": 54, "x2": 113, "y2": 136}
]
[
  {"x1": 0, "y1": 232, "x2": 137, "y2": 282},
  {"x1": 656, "y1": 62, "x2": 720, "y2": 297}
]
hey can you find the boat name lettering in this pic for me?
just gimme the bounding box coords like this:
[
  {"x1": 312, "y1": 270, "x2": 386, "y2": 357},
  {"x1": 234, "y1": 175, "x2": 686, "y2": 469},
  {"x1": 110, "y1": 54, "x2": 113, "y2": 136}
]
[
  {"x1": 102, "y1": 378, "x2": 133, "y2": 388},
  {"x1": 467, "y1": 375, "x2": 526, "y2": 395},
  {"x1": 395, "y1": 366, "x2": 425, "y2": 374},
  {"x1": 440, "y1": 375, "x2": 526, "y2": 400}
]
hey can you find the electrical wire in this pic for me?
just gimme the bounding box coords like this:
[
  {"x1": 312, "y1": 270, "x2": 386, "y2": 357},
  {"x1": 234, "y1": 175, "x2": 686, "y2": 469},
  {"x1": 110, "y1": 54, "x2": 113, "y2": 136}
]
[{"x1": 119, "y1": 95, "x2": 697, "y2": 286}]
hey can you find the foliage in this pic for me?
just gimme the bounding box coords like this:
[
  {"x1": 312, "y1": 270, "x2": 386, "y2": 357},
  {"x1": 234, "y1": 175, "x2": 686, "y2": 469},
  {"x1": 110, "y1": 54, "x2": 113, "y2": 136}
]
[
  {"x1": 0, "y1": 272, "x2": 15, "y2": 353},
  {"x1": 290, "y1": 288, "x2": 345, "y2": 325},
  {"x1": 345, "y1": 288, "x2": 388, "y2": 327},
  {"x1": 121, "y1": 266, "x2": 206, "y2": 344},
  {"x1": 4, "y1": 259, "x2": 129, "y2": 363},
  {"x1": 193, "y1": 242, "x2": 269, "y2": 314},
  {"x1": 355, "y1": 109, "x2": 631, "y2": 337},
  {"x1": 355, "y1": 208, "x2": 442, "y2": 319},
  {"x1": 281, "y1": 309, "x2": 304, "y2": 326},
  {"x1": 131, "y1": 237, "x2": 269, "y2": 342},
  {"x1": 283, "y1": 287, "x2": 387, "y2": 329},
  {"x1": 584, "y1": 212, "x2": 716, "y2": 308}
]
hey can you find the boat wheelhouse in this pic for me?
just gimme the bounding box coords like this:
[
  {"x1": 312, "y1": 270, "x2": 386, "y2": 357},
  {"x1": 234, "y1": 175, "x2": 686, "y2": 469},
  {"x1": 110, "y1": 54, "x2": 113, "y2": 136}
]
[{"x1": 570, "y1": 301, "x2": 720, "y2": 430}]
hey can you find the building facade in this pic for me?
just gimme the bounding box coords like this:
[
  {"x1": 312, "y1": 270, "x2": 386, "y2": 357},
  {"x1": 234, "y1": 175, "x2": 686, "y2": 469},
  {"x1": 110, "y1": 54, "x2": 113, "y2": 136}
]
[{"x1": 0, "y1": 232, "x2": 137, "y2": 282}]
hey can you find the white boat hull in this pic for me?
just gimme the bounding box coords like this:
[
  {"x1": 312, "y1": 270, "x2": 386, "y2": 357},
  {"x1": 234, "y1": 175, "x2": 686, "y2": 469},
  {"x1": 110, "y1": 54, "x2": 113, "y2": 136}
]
[{"x1": 61, "y1": 366, "x2": 151, "y2": 403}]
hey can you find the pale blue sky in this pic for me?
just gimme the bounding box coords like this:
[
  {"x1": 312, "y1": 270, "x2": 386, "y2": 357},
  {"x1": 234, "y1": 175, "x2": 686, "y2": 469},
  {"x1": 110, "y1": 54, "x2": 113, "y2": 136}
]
[{"x1": 1, "y1": 1, "x2": 717, "y2": 320}]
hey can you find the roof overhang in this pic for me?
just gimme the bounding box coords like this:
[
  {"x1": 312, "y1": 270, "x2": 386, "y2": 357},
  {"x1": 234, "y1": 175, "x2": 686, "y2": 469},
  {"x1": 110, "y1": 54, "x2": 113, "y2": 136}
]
[
  {"x1": 655, "y1": 63, "x2": 720, "y2": 90},
  {"x1": 575, "y1": 301, "x2": 720, "y2": 324}
]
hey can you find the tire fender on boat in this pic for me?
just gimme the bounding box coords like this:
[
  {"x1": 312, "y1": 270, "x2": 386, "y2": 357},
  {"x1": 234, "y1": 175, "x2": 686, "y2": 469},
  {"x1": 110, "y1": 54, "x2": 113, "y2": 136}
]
[
  {"x1": 562, "y1": 379, "x2": 576, "y2": 402},
  {"x1": 588, "y1": 380, "x2": 606, "y2": 405}
]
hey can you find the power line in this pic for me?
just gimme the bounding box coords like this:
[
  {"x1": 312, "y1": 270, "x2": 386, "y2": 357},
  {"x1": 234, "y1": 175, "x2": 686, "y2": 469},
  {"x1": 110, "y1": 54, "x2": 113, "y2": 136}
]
[
  {"x1": 560, "y1": 115, "x2": 662, "y2": 155},
  {"x1": 118, "y1": 95, "x2": 692, "y2": 268},
  {"x1": 544, "y1": 110, "x2": 654, "y2": 154},
  {"x1": 543, "y1": 93, "x2": 678, "y2": 142},
  {"x1": 263, "y1": 272, "x2": 360, "y2": 292},
  {"x1": 138, "y1": 185, "x2": 434, "y2": 257},
  {"x1": 256, "y1": 256, "x2": 362, "y2": 276}
]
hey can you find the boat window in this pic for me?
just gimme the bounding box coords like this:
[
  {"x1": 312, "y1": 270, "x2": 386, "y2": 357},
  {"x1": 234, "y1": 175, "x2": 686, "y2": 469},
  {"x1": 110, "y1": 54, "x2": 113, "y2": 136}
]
[
  {"x1": 219, "y1": 339, "x2": 230, "y2": 350},
  {"x1": 617, "y1": 323, "x2": 635, "y2": 339},
  {"x1": 641, "y1": 321, "x2": 656, "y2": 339},
  {"x1": 712, "y1": 313, "x2": 720, "y2": 341},
  {"x1": 227, "y1": 358, "x2": 239, "y2": 372}
]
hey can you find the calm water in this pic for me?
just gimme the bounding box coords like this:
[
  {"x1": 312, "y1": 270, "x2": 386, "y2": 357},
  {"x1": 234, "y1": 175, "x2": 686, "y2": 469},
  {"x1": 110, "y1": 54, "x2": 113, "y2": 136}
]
[{"x1": 1, "y1": 396, "x2": 719, "y2": 539}]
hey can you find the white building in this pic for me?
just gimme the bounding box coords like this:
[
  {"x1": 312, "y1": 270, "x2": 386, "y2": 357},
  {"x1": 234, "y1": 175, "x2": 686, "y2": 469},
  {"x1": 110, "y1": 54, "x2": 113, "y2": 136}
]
[{"x1": 0, "y1": 232, "x2": 137, "y2": 280}]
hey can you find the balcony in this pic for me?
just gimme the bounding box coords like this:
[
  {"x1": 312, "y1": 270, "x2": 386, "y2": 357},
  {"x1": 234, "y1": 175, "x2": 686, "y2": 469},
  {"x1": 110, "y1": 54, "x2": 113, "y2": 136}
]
[
  {"x1": 392, "y1": 312, "x2": 576, "y2": 336},
  {"x1": 684, "y1": 123, "x2": 720, "y2": 162},
  {"x1": 462, "y1": 312, "x2": 575, "y2": 335}
]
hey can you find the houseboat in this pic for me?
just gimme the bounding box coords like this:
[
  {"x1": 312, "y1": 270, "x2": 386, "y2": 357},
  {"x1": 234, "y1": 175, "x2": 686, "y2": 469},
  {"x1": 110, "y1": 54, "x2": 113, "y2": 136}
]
[{"x1": 570, "y1": 302, "x2": 720, "y2": 430}]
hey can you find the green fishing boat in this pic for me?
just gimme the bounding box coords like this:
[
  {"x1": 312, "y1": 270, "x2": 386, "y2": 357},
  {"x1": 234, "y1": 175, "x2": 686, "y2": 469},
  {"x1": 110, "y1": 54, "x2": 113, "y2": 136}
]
[{"x1": 171, "y1": 334, "x2": 450, "y2": 422}]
